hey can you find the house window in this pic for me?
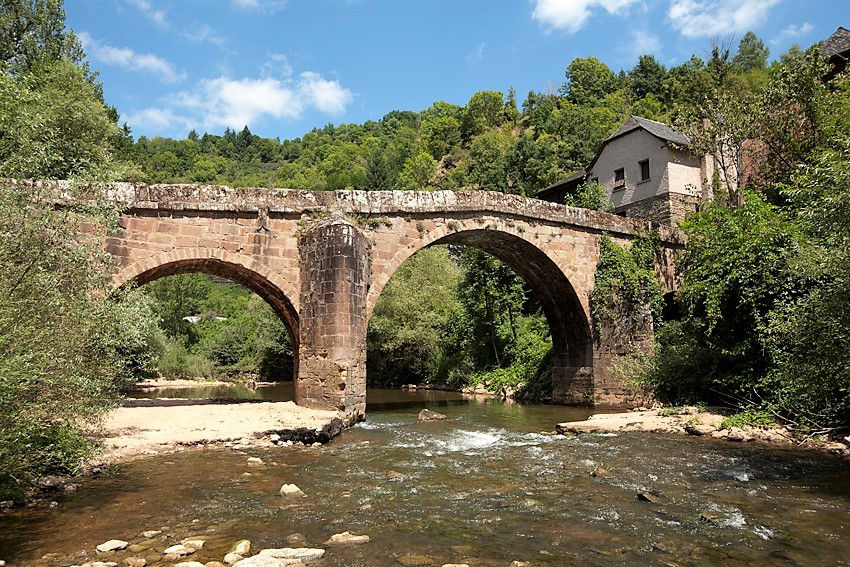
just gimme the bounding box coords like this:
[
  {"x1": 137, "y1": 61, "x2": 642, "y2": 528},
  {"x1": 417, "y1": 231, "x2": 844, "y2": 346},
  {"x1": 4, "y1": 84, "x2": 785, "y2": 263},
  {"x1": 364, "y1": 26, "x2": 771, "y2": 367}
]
[
  {"x1": 639, "y1": 159, "x2": 650, "y2": 181},
  {"x1": 613, "y1": 168, "x2": 625, "y2": 189}
]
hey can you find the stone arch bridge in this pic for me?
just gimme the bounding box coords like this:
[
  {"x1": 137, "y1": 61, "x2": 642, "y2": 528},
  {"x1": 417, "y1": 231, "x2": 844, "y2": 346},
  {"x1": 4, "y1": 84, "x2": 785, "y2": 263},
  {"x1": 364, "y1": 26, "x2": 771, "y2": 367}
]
[{"x1": 80, "y1": 183, "x2": 682, "y2": 422}]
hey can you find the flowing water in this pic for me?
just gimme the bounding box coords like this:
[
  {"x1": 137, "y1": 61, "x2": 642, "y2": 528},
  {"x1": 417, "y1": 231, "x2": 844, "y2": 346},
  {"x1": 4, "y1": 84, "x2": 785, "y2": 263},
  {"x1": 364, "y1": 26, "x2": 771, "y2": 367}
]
[{"x1": 1, "y1": 386, "x2": 849, "y2": 566}]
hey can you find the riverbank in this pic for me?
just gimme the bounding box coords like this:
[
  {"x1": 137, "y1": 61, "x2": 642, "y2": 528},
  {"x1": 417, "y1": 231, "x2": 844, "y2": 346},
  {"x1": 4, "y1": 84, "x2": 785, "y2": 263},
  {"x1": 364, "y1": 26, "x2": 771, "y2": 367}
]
[
  {"x1": 556, "y1": 407, "x2": 850, "y2": 459},
  {"x1": 95, "y1": 399, "x2": 343, "y2": 464}
]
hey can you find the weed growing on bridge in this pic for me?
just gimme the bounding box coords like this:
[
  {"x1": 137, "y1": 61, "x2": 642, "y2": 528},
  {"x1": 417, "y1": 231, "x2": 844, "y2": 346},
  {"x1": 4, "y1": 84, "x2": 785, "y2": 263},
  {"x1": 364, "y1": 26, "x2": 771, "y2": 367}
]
[{"x1": 590, "y1": 234, "x2": 663, "y2": 340}]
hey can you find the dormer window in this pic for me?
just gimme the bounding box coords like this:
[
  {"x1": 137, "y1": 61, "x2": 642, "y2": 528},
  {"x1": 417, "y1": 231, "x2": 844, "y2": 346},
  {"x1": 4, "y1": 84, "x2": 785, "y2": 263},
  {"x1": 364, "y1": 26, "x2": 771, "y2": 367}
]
[
  {"x1": 614, "y1": 168, "x2": 625, "y2": 189},
  {"x1": 639, "y1": 159, "x2": 650, "y2": 181}
]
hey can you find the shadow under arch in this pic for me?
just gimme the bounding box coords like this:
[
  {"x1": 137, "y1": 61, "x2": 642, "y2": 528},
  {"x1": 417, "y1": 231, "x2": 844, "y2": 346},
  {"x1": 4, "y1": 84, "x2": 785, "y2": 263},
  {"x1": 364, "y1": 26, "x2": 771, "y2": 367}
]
[
  {"x1": 114, "y1": 255, "x2": 300, "y2": 362},
  {"x1": 369, "y1": 227, "x2": 593, "y2": 377}
]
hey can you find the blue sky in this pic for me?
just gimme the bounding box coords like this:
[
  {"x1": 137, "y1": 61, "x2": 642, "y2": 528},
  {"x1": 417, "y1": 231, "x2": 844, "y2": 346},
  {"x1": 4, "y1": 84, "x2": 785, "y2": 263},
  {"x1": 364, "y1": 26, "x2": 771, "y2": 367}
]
[{"x1": 65, "y1": 0, "x2": 849, "y2": 141}]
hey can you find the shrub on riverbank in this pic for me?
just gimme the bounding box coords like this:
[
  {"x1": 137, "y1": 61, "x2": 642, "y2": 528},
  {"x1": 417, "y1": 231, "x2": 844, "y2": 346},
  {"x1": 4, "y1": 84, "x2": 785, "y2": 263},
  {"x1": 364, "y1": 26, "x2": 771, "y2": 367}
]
[{"x1": 0, "y1": 184, "x2": 162, "y2": 499}]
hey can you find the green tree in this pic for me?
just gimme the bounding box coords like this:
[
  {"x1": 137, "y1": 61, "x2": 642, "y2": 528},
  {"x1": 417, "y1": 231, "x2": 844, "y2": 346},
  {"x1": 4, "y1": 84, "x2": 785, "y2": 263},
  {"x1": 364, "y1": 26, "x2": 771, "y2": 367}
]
[
  {"x1": 397, "y1": 151, "x2": 437, "y2": 190},
  {"x1": 629, "y1": 54, "x2": 667, "y2": 99},
  {"x1": 565, "y1": 180, "x2": 613, "y2": 212},
  {"x1": 0, "y1": 0, "x2": 83, "y2": 72},
  {"x1": 732, "y1": 31, "x2": 769, "y2": 72},
  {"x1": 367, "y1": 247, "x2": 462, "y2": 384},
  {"x1": 0, "y1": 58, "x2": 120, "y2": 179},
  {"x1": 461, "y1": 90, "x2": 505, "y2": 140},
  {"x1": 562, "y1": 57, "x2": 620, "y2": 106}
]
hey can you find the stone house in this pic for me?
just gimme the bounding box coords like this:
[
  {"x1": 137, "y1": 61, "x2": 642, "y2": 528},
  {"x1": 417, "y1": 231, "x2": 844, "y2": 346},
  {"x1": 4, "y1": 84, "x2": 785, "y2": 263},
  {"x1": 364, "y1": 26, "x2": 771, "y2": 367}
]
[{"x1": 537, "y1": 116, "x2": 714, "y2": 224}]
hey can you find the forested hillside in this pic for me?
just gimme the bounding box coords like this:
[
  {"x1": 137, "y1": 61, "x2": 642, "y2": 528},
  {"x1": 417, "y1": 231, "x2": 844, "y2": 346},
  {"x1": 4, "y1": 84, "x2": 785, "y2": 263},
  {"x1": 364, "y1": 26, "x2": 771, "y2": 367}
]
[{"x1": 119, "y1": 34, "x2": 772, "y2": 197}]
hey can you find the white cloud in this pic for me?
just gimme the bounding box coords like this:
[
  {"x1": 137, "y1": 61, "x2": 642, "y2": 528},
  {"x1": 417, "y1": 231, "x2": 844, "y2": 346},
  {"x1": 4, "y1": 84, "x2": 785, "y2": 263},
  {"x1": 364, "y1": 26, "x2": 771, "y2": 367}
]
[
  {"x1": 231, "y1": 0, "x2": 287, "y2": 13},
  {"x1": 771, "y1": 22, "x2": 813, "y2": 44},
  {"x1": 532, "y1": 0, "x2": 640, "y2": 34},
  {"x1": 667, "y1": 0, "x2": 780, "y2": 38},
  {"x1": 261, "y1": 53, "x2": 293, "y2": 79},
  {"x1": 629, "y1": 29, "x2": 662, "y2": 56},
  {"x1": 184, "y1": 24, "x2": 225, "y2": 46},
  {"x1": 297, "y1": 72, "x2": 353, "y2": 115},
  {"x1": 123, "y1": 107, "x2": 190, "y2": 132},
  {"x1": 127, "y1": 71, "x2": 353, "y2": 134},
  {"x1": 466, "y1": 42, "x2": 487, "y2": 63},
  {"x1": 79, "y1": 33, "x2": 184, "y2": 83},
  {"x1": 126, "y1": 0, "x2": 169, "y2": 29}
]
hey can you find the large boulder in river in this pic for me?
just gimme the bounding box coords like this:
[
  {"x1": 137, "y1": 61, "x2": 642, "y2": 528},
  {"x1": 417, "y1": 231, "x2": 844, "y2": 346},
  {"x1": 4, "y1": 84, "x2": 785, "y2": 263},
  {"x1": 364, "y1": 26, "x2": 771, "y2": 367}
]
[{"x1": 418, "y1": 409, "x2": 447, "y2": 422}]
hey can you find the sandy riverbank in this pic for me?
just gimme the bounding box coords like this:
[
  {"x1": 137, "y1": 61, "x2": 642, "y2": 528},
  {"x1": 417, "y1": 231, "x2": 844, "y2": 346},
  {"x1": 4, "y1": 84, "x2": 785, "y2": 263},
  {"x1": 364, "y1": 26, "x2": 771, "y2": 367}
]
[
  {"x1": 95, "y1": 399, "x2": 342, "y2": 464},
  {"x1": 556, "y1": 407, "x2": 850, "y2": 459}
]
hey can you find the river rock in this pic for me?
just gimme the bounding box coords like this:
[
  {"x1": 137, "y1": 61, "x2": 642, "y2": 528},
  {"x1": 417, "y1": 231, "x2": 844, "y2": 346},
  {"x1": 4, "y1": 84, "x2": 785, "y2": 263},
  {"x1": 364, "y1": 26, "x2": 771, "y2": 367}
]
[
  {"x1": 322, "y1": 531, "x2": 370, "y2": 545},
  {"x1": 142, "y1": 530, "x2": 162, "y2": 538},
  {"x1": 247, "y1": 457, "x2": 264, "y2": 465},
  {"x1": 206, "y1": 562, "x2": 229, "y2": 567},
  {"x1": 82, "y1": 562, "x2": 119, "y2": 567},
  {"x1": 233, "y1": 557, "x2": 303, "y2": 566},
  {"x1": 97, "y1": 540, "x2": 129, "y2": 553},
  {"x1": 258, "y1": 547, "x2": 325, "y2": 561},
  {"x1": 229, "y1": 540, "x2": 251, "y2": 556},
  {"x1": 39, "y1": 475, "x2": 65, "y2": 489},
  {"x1": 442, "y1": 564, "x2": 470, "y2": 567},
  {"x1": 164, "y1": 544, "x2": 197, "y2": 556},
  {"x1": 125, "y1": 558, "x2": 147, "y2": 567},
  {"x1": 127, "y1": 543, "x2": 151, "y2": 553},
  {"x1": 637, "y1": 492, "x2": 662, "y2": 503},
  {"x1": 684, "y1": 423, "x2": 716, "y2": 436},
  {"x1": 279, "y1": 484, "x2": 305, "y2": 497},
  {"x1": 175, "y1": 562, "x2": 206, "y2": 567},
  {"x1": 418, "y1": 409, "x2": 447, "y2": 422},
  {"x1": 182, "y1": 539, "x2": 206, "y2": 549},
  {"x1": 224, "y1": 552, "x2": 243, "y2": 565},
  {"x1": 699, "y1": 511, "x2": 719, "y2": 525},
  {"x1": 284, "y1": 533, "x2": 306, "y2": 546}
]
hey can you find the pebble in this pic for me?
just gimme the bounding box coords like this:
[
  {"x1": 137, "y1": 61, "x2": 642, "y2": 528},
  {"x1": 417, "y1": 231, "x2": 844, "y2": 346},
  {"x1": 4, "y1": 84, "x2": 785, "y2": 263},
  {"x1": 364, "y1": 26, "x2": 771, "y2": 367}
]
[
  {"x1": 81, "y1": 562, "x2": 119, "y2": 567},
  {"x1": 322, "y1": 531, "x2": 370, "y2": 545},
  {"x1": 258, "y1": 547, "x2": 325, "y2": 561},
  {"x1": 224, "y1": 552, "x2": 244, "y2": 565},
  {"x1": 175, "y1": 562, "x2": 206, "y2": 567},
  {"x1": 125, "y1": 558, "x2": 147, "y2": 567},
  {"x1": 279, "y1": 484, "x2": 305, "y2": 497},
  {"x1": 442, "y1": 564, "x2": 470, "y2": 567},
  {"x1": 97, "y1": 540, "x2": 129, "y2": 553},
  {"x1": 285, "y1": 533, "x2": 306, "y2": 546},
  {"x1": 247, "y1": 457, "x2": 264, "y2": 465},
  {"x1": 206, "y1": 562, "x2": 230, "y2": 567},
  {"x1": 269, "y1": 434, "x2": 281, "y2": 443}
]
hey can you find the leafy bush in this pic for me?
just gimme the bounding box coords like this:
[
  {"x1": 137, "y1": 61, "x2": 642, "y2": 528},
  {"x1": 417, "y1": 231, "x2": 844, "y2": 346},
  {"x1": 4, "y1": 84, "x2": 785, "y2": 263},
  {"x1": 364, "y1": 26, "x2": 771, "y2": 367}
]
[{"x1": 0, "y1": 183, "x2": 160, "y2": 499}]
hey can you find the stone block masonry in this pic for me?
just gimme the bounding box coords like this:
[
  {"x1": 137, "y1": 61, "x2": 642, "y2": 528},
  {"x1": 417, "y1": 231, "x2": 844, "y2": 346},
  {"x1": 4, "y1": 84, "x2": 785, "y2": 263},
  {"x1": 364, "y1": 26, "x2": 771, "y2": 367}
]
[{"x1": 17, "y1": 180, "x2": 684, "y2": 416}]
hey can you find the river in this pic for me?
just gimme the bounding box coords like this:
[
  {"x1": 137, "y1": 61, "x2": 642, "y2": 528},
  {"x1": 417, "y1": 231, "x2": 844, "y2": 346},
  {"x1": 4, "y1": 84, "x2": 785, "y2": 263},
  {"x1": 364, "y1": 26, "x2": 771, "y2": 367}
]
[{"x1": 1, "y1": 385, "x2": 849, "y2": 566}]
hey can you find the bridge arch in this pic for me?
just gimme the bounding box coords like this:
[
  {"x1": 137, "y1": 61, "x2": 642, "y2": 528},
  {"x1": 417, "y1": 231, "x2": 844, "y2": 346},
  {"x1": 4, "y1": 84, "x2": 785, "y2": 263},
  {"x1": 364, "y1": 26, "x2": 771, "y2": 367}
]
[
  {"x1": 367, "y1": 224, "x2": 593, "y2": 371},
  {"x1": 114, "y1": 249, "x2": 300, "y2": 350}
]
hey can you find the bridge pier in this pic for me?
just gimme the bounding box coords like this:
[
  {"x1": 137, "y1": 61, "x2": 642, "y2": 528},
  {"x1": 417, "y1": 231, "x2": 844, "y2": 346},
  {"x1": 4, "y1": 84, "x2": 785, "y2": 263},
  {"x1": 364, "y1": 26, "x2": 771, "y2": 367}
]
[{"x1": 296, "y1": 213, "x2": 369, "y2": 423}]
